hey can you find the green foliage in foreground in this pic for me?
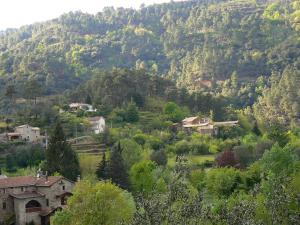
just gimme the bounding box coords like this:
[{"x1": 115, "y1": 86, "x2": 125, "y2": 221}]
[{"x1": 51, "y1": 180, "x2": 135, "y2": 225}]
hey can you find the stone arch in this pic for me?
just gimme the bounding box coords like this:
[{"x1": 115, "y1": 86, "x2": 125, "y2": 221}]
[{"x1": 25, "y1": 200, "x2": 42, "y2": 213}]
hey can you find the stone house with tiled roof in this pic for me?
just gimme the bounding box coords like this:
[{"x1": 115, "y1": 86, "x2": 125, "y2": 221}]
[
  {"x1": 178, "y1": 116, "x2": 239, "y2": 136},
  {"x1": 0, "y1": 173, "x2": 74, "y2": 225}
]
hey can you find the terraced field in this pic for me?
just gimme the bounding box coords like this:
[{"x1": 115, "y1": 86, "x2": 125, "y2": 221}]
[
  {"x1": 69, "y1": 136, "x2": 106, "y2": 177},
  {"x1": 69, "y1": 136, "x2": 106, "y2": 155}
]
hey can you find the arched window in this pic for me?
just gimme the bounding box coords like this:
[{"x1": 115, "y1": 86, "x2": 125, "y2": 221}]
[{"x1": 25, "y1": 200, "x2": 41, "y2": 213}]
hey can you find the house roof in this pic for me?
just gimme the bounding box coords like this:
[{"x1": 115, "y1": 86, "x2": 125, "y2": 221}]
[
  {"x1": 182, "y1": 117, "x2": 199, "y2": 123},
  {"x1": 10, "y1": 191, "x2": 44, "y2": 199},
  {"x1": 7, "y1": 132, "x2": 21, "y2": 136},
  {"x1": 39, "y1": 207, "x2": 59, "y2": 217},
  {"x1": 69, "y1": 103, "x2": 91, "y2": 107},
  {"x1": 88, "y1": 117, "x2": 104, "y2": 122},
  {"x1": 16, "y1": 125, "x2": 40, "y2": 130},
  {"x1": 214, "y1": 121, "x2": 238, "y2": 126},
  {"x1": 0, "y1": 176, "x2": 67, "y2": 188}
]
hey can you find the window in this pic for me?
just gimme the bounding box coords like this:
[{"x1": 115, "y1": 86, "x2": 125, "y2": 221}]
[
  {"x1": 46, "y1": 199, "x2": 49, "y2": 206},
  {"x1": 61, "y1": 196, "x2": 67, "y2": 205},
  {"x1": 2, "y1": 202, "x2": 6, "y2": 210},
  {"x1": 21, "y1": 187, "x2": 24, "y2": 192},
  {"x1": 62, "y1": 185, "x2": 65, "y2": 191}
]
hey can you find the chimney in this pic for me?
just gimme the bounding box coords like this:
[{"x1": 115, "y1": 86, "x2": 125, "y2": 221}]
[{"x1": 36, "y1": 168, "x2": 42, "y2": 179}]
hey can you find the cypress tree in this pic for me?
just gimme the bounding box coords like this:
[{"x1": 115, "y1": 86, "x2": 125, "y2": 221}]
[
  {"x1": 96, "y1": 153, "x2": 108, "y2": 180},
  {"x1": 86, "y1": 94, "x2": 92, "y2": 105},
  {"x1": 107, "y1": 142, "x2": 129, "y2": 189},
  {"x1": 46, "y1": 122, "x2": 80, "y2": 181}
]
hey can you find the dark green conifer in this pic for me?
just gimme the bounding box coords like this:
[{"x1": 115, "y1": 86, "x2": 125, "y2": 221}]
[
  {"x1": 96, "y1": 153, "x2": 108, "y2": 180},
  {"x1": 46, "y1": 122, "x2": 80, "y2": 181},
  {"x1": 107, "y1": 142, "x2": 129, "y2": 189}
]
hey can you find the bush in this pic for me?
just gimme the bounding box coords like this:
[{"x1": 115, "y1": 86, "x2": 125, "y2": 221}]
[
  {"x1": 190, "y1": 142, "x2": 210, "y2": 155},
  {"x1": 150, "y1": 150, "x2": 168, "y2": 166},
  {"x1": 5, "y1": 144, "x2": 45, "y2": 170},
  {"x1": 233, "y1": 145, "x2": 253, "y2": 168},
  {"x1": 206, "y1": 167, "x2": 243, "y2": 197},
  {"x1": 215, "y1": 150, "x2": 238, "y2": 168},
  {"x1": 174, "y1": 140, "x2": 190, "y2": 155},
  {"x1": 147, "y1": 136, "x2": 164, "y2": 151},
  {"x1": 163, "y1": 102, "x2": 185, "y2": 123},
  {"x1": 133, "y1": 133, "x2": 147, "y2": 146}
]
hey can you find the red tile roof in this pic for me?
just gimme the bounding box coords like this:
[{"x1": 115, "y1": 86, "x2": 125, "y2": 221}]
[{"x1": 0, "y1": 176, "x2": 63, "y2": 188}]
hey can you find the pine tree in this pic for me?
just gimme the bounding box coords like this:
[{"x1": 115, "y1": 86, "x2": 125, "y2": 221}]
[
  {"x1": 96, "y1": 153, "x2": 108, "y2": 180},
  {"x1": 85, "y1": 94, "x2": 92, "y2": 105},
  {"x1": 46, "y1": 122, "x2": 80, "y2": 181},
  {"x1": 125, "y1": 102, "x2": 139, "y2": 122},
  {"x1": 107, "y1": 142, "x2": 129, "y2": 190}
]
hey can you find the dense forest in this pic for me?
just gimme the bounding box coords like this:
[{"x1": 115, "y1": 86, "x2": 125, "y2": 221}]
[{"x1": 0, "y1": 0, "x2": 299, "y2": 128}]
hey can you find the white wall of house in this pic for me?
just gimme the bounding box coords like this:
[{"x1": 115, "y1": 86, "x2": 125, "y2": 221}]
[{"x1": 90, "y1": 117, "x2": 105, "y2": 134}]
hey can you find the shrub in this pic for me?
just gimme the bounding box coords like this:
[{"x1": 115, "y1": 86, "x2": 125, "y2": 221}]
[
  {"x1": 133, "y1": 133, "x2": 147, "y2": 146},
  {"x1": 147, "y1": 136, "x2": 164, "y2": 151},
  {"x1": 216, "y1": 150, "x2": 239, "y2": 168},
  {"x1": 174, "y1": 140, "x2": 190, "y2": 155},
  {"x1": 190, "y1": 142, "x2": 210, "y2": 155},
  {"x1": 206, "y1": 167, "x2": 243, "y2": 197},
  {"x1": 150, "y1": 150, "x2": 168, "y2": 166}
]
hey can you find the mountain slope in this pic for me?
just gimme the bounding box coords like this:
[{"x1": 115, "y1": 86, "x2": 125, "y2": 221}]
[{"x1": 0, "y1": 0, "x2": 299, "y2": 95}]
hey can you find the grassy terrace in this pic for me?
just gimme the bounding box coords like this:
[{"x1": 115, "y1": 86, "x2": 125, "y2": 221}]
[{"x1": 168, "y1": 154, "x2": 215, "y2": 168}]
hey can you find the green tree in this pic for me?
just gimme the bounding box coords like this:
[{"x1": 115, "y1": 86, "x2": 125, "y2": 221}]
[
  {"x1": 259, "y1": 144, "x2": 298, "y2": 177},
  {"x1": 107, "y1": 143, "x2": 129, "y2": 189},
  {"x1": 5, "y1": 84, "x2": 17, "y2": 101},
  {"x1": 125, "y1": 102, "x2": 139, "y2": 122},
  {"x1": 130, "y1": 160, "x2": 158, "y2": 195},
  {"x1": 46, "y1": 122, "x2": 80, "y2": 181},
  {"x1": 24, "y1": 79, "x2": 42, "y2": 104},
  {"x1": 150, "y1": 150, "x2": 168, "y2": 166},
  {"x1": 51, "y1": 180, "x2": 135, "y2": 225},
  {"x1": 267, "y1": 123, "x2": 289, "y2": 147},
  {"x1": 164, "y1": 102, "x2": 185, "y2": 122},
  {"x1": 5, "y1": 154, "x2": 16, "y2": 173},
  {"x1": 205, "y1": 167, "x2": 243, "y2": 198},
  {"x1": 120, "y1": 139, "x2": 142, "y2": 170},
  {"x1": 96, "y1": 153, "x2": 108, "y2": 180},
  {"x1": 85, "y1": 94, "x2": 92, "y2": 104}
]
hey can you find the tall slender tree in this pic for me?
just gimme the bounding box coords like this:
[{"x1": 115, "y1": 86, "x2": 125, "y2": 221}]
[
  {"x1": 96, "y1": 153, "x2": 108, "y2": 180},
  {"x1": 46, "y1": 122, "x2": 80, "y2": 181},
  {"x1": 107, "y1": 142, "x2": 129, "y2": 190}
]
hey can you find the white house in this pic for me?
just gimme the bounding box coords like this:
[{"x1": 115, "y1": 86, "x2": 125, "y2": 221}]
[
  {"x1": 69, "y1": 103, "x2": 96, "y2": 112},
  {"x1": 88, "y1": 117, "x2": 105, "y2": 134}
]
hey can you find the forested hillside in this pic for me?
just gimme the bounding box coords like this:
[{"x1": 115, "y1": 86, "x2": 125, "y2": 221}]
[
  {"x1": 0, "y1": 0, "x2": 300, "y2": 127},
  {"x1": 0, "y1": 0, "x2": 299, "y2": 93}
]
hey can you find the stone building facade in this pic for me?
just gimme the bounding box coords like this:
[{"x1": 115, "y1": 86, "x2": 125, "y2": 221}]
[
  {"x1": 15, "y1": 125, "x2": 42, "y2": 143},
  {"x1": 0, "y1": 174, "x2": 74, "y2": 225}
]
